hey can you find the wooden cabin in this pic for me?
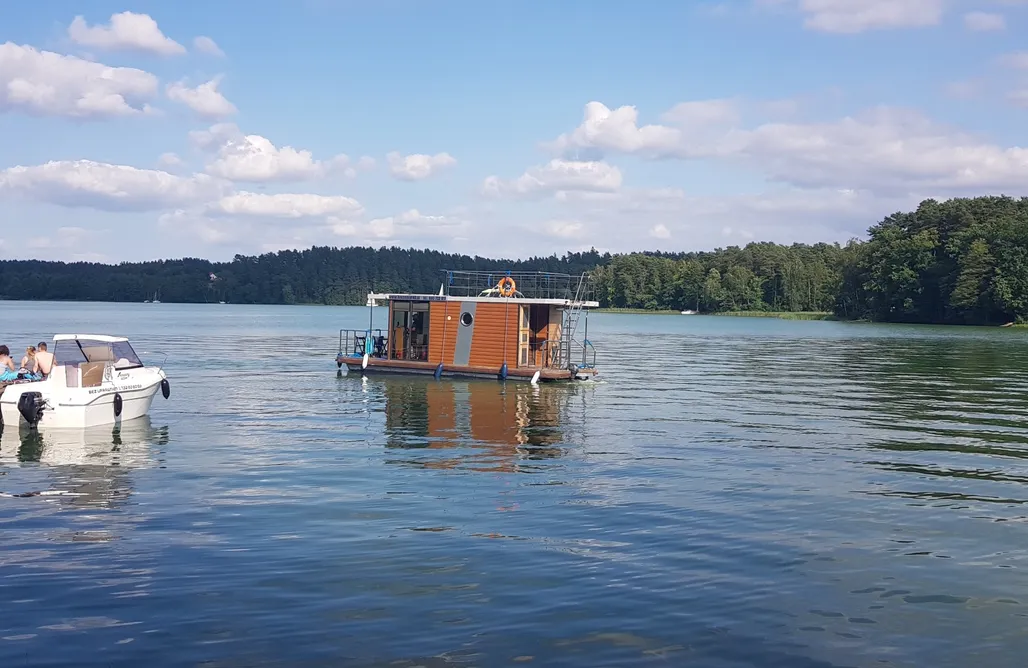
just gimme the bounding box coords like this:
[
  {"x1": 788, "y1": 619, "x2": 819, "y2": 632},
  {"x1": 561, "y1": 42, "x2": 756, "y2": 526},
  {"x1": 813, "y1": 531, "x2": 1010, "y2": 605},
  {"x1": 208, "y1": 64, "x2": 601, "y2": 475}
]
[{"x1": 336, "y1": 270, "x2": 599, "y2": 382}]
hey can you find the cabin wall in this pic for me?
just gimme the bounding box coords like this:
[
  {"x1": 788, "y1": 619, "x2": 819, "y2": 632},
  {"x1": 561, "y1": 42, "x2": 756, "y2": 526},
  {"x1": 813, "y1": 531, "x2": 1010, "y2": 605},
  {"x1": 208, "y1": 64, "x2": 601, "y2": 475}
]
[
  {"x1": 428, "y1": 301, "x2": 461, "y2": 364},
  {"x1": 548, "y1": 306, "x2": 563, "y2": 346},
  {"x1": 427, "y1": 300, "x2": 534, "y2": 369},
  {"x1": 468, "y1": 303, "x2": 520, "y2": 368}
]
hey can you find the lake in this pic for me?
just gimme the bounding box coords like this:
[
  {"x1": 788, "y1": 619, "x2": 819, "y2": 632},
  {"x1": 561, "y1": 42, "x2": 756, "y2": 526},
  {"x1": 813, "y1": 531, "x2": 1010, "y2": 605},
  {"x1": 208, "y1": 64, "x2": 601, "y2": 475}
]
[{"x1": 1, "y1": 301, "x2": 1027, "y2": 667}]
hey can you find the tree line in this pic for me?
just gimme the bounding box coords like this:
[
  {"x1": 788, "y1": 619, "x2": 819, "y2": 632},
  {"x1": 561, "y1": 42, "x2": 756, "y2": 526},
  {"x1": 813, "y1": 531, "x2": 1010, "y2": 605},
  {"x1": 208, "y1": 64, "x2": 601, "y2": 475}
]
[{"x1": 1, "y1": 196, "x2": 1026, "y2": 325}]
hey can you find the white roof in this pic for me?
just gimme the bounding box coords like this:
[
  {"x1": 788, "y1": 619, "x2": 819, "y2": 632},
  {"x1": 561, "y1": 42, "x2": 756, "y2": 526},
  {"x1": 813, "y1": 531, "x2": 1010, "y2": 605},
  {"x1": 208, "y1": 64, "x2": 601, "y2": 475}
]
[
  {"x1": 53, "y1": 334, "x2": 130, "y2": 343},
  {"x1": 366, "y1": 292, "x2": 600, "y2": 308}
]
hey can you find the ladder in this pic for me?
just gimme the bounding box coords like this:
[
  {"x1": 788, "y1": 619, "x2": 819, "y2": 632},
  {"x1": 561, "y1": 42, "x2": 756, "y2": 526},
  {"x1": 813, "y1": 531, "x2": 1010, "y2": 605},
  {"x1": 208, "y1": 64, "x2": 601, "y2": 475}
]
[{"x1": 557, "y1": 273, "x2": 589, "y2": 369}]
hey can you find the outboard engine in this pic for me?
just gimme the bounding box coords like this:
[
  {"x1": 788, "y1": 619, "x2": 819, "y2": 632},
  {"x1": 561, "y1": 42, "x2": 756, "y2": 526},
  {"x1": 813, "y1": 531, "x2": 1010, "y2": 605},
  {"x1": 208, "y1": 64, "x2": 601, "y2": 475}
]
[{"x1": 16, "y1": 392, "x2": 45, "y2": 427}]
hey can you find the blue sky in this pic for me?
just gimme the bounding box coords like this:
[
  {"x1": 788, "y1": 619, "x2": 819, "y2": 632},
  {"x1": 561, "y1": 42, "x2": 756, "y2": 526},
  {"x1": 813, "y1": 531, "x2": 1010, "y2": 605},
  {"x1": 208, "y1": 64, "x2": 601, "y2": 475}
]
[{"x1": 1, "y1": 0, "x2": 1027, "y2": 262}]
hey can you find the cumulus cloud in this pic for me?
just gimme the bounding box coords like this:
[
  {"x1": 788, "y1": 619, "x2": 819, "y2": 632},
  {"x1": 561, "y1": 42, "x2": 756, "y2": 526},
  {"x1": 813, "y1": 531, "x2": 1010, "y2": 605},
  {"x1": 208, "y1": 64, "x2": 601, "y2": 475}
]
[
  {"x1": 157, "y1": 152, "x2": 184, "y2": 169},
  {"x1": 368, "y1": 208, "x2": 463, "y2": 239},
  {"x1": 193, "y1": 36, "x2": 225, "y2": 57},
  {"x1": 0, "y1": 160, "x2": 223, "y2": 211},
  {"x1": 963, "y1": 11, "x2": 1005, "y2": 31},
  {"x1": 191, "y1": 123, "x2": 361, "y2": 182},
  {"x1": 166, "y1": 78, "x2": 236, "y2": 118},
  {"x1": 68, "y1": 12, "x2": 185, "y2": 56},
  {"x1": 208, "y1": 192, "x2": 363, "y2": 218},
  {"x1": 548, "y1": 100, "x2": 1028, "y2": 197},
  {"x1": 547, "y1": 100, "x2": 736, "y2": 160},
  {"x1": 0, "y1": 42, "x2": 158, "y2": 118},
  {"x1": 386, "y1": 151, "x2": 456, "y2": 181},
  {"x1": 759, "y1": 0, "x2": 945, "y2": 33},
  {"x1": 649, "y1": 224, "x2": 672, "y2": 239},
  {"x1": 483, "y1": 159, "x2": 623, "y2": 198},
  {"x1": 541, "y1": 220, "x2": 586, "y2": 240}
]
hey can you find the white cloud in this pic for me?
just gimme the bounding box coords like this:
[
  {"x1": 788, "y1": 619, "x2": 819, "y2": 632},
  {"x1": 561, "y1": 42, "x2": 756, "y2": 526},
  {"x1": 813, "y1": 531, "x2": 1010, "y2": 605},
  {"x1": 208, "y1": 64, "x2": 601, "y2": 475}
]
[
  {"x1": 547, "y1": 100, "x2": 738, "y2": 160},
  {"x1": 166, "y1": 78, "x2": 236, "y2": 118},
  {"x1": 547, "y1": 101, "x2": 684, "y2": 159},
  {"x1": 188, "y1": 122, "x2": 241, "y2": 150},
  {"x1": 193, "y1": 36, "x2": 225, "y2": 57},
  {"x1": 193, "y1": 123, "x2": 356, "y2": 182},
  {"x1": 483, "y1": 159, "x2": 623, "y2": 198},
  {"x1": 550, "y1": 100, "x2": 1028, "y2": 197},
  {"x1": 541, "y1": 220, "x2": 586, "y2": 239},
  {"x1": 0, "y1": 160, "x2": 223, "y2": 211},
  {"x1": 157, "y1": 152, "x2": 184, "y2": 169},
  {"x1": 759, "y1": 0, "x2": 945, "y2": 33},
  {"x1": 209, "y1": 192, "x2": 363, "y2": 218},
  {"x1": 999, "y1": 51, "x2": 1028, "y2": 69},
  {"x1": 1009, "y1": 89, "x2": 1028, "y2": 108},
  {"x1": 27, "y1": 226, "x2": 95, "y2": 250},
  {"x1": 544, "y1": 184, "x2": 909, "y2": 256},
  {"x1": 649, "y1": 224, "x2": 672, "y2": 239},
  {"x1": 0, "y1": 42, "x2": 158, "y2": 118},
  {"x1": 368, "y1": 208, "x2": 462, "y2": 239},
  {"x1": 68, "y1": 12, "x2": 186, "y2": 56},
  {"x1": 386, "y1": 151, "x2": 456, "y2": 181},
  {"x1": 963, "y1": 11, "x2": 1006, "y2": 31}
]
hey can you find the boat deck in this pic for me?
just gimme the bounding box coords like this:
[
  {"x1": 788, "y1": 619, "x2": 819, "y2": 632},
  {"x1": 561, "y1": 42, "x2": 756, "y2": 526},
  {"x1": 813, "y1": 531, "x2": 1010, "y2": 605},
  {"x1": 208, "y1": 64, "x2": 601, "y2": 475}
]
[{"x1": 341, "y1": 356, "x2": 595, "y2": 382}]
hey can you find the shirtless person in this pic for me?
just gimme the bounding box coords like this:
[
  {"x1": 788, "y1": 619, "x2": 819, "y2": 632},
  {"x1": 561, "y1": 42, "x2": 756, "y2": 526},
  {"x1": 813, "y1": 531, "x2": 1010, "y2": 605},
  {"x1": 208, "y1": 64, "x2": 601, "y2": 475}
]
[{"x1": 35, "y1": 341, "x2": 54, "y2": 378}]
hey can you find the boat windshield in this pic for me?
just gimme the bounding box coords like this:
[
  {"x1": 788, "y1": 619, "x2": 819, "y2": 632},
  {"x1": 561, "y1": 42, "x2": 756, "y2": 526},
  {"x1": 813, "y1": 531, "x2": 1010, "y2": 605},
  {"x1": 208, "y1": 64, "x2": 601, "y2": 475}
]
[{"x1": 53, "y1": 339, "x2": 144, "y2": 369}]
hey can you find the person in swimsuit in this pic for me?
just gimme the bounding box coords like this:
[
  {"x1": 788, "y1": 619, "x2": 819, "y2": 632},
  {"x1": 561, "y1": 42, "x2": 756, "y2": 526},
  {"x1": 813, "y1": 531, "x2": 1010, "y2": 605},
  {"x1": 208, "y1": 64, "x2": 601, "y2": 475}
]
[
  {"x1": 0, "y1": 345, "x2": 17, "y2": 382},
  {"x1": 19, "y1": 346, "x2": 36, "y2": 375},
  {"x1": 35, "y1": 342, "x2": 54, "y2": 378}
]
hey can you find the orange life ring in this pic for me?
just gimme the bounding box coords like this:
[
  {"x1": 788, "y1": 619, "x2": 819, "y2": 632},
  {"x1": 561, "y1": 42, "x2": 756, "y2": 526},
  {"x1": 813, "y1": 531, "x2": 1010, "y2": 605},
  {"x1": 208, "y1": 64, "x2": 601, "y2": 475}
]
[{"x1": 497, "y1": 276, "x2": 516, "y2": 297}]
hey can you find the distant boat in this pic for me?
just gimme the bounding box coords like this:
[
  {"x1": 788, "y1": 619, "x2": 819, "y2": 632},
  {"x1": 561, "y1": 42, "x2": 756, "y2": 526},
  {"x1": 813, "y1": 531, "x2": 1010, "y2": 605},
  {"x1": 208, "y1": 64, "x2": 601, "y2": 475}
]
[
  {"x1": 151, "y1": 290, "x2": 161, "y2": 304},
  {"x1": 681, "y1": 309, "x2": 697, "y2": 315}
]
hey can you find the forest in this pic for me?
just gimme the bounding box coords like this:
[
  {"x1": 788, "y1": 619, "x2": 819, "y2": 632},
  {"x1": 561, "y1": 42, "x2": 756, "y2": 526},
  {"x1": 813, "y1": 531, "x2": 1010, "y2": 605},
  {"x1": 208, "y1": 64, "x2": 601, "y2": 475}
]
[{"x1": 1, "y1": 196, "x2": 1026, "y2": 326}]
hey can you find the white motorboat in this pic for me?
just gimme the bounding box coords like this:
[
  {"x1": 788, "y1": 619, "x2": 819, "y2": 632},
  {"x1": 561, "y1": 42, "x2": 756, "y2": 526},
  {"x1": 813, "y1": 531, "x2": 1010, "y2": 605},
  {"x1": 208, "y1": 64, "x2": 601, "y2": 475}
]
[{"x1": 0, "y1": 334, "x2": 170, "y2": 429}]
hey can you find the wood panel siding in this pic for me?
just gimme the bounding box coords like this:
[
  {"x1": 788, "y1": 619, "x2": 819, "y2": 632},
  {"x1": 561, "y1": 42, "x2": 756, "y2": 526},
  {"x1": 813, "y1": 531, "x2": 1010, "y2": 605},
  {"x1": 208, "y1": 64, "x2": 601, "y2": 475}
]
[
  {"x1": 468, "y1": 302, "x2": 521, "y2": 368},
  {"x1": 428, "y1": 301, "x2": 461, "y2": 364}
]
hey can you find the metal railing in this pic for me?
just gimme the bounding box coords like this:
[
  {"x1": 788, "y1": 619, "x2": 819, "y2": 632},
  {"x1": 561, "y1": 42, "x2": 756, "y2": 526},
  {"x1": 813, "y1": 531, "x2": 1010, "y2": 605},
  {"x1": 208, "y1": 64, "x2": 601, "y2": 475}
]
[
  {"x1": 338, "y1": 329, "x2": 388, "y2": 358},
  {"x1": 441, "y1": 270, "x2": 594, "y2": 302}
]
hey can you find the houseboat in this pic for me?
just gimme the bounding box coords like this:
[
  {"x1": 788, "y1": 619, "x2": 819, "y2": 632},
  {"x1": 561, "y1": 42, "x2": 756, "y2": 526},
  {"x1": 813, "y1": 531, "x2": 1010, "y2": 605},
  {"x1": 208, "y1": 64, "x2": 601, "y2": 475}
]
[{"x1": 335, "y1": 270, "x2": 599, "y2": 382}]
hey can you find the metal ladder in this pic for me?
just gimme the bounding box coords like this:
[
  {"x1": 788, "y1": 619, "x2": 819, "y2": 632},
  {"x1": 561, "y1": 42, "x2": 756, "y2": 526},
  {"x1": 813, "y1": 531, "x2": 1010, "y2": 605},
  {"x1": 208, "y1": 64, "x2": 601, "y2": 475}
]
[{"x1": 558, "y1": 273, "x2": 589, "y2": 369}]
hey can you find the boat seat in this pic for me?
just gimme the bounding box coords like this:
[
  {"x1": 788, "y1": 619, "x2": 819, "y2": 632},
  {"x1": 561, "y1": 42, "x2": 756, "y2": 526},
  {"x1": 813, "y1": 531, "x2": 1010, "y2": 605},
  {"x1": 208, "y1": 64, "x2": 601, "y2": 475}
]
[{"x1": 80, "y1": 361, "x2": 106, "y2": 387}]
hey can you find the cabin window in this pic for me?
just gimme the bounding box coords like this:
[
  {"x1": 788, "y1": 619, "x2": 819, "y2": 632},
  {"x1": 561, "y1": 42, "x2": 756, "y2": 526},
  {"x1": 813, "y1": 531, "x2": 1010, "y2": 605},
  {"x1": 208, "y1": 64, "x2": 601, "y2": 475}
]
[{"x1": 460, "y1": 311, "x2": 474, "y2": 327}]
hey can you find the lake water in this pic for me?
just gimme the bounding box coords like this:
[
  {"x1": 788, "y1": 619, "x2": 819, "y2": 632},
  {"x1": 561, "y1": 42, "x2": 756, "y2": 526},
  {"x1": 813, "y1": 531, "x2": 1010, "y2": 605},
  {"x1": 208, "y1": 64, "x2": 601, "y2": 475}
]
[{"x1": 1, "y1": 302, "x2": 1027, "y2": 667}]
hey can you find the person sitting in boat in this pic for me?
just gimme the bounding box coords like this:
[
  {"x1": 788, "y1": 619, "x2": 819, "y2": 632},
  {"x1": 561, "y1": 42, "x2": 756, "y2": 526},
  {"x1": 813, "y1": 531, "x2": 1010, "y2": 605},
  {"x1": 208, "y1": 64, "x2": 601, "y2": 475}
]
[
  {"x1": 0, "y1": 345, "x2": 18, "y2": 382},
  {"x1": 34, "y1": 342, "x2": 54, "y2": 378},
  {"x1": 19, "y1": 346, "x2": 36, "y2": 375}
]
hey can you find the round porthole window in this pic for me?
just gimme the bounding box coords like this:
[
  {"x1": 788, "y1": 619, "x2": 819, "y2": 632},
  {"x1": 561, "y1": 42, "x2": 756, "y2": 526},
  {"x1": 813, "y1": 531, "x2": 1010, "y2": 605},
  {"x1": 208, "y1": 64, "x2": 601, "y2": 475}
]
[{"x1": 460, "y1": 311, "x2": 474, "y2": 327}]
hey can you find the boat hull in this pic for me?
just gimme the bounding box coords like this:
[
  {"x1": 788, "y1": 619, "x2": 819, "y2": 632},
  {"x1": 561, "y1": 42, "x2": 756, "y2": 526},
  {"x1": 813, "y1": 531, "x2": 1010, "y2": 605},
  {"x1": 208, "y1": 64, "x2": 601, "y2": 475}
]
[
  {"x1": 340, "y1": 357, "x2": 596, "y2": 382},
  {"x1": 0, "y1": 371, "x2": 166, "y2": 429}
]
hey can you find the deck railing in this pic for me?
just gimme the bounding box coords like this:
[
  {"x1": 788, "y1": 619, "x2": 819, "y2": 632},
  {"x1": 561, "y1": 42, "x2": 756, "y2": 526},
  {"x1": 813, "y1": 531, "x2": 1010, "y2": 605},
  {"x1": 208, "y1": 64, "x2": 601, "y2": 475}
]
[
  {"x1": 338, "y1": 329, "x2": 388, "y2": 358},
  {"x1": 441, "y1": 270, "x2": 594, "y2": 302}
]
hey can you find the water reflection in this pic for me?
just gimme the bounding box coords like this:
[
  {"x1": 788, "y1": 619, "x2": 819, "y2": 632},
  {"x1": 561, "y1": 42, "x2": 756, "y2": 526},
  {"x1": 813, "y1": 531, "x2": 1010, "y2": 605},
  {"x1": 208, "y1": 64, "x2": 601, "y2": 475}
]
[
  {"x1": 381, "y1": 379, "x2": 572, "y2": 472},
  {"x1": 0, "y1": 416, "x2": 169, "y2": 507}
]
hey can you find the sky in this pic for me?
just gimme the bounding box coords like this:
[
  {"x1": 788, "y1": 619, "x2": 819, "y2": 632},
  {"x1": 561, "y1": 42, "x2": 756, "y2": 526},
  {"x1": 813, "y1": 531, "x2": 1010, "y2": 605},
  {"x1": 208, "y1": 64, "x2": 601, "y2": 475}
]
[{"x1": 1, "y1": 0, "x2": 1027, "y2": 263}]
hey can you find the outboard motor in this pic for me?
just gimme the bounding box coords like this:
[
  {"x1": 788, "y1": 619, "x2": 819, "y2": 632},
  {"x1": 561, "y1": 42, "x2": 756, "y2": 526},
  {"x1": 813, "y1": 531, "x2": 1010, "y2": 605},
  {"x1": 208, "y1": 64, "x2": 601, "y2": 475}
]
[{"x1": 16, "y1": 392, "x2": 45, "y2": 428}]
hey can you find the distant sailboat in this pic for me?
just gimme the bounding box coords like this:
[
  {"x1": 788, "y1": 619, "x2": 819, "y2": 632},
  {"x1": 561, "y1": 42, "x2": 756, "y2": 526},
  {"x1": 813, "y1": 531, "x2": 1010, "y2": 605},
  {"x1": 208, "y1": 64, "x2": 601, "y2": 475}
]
[{"x1": 151, "y1": 290, "x2": 161, "y2": 304}]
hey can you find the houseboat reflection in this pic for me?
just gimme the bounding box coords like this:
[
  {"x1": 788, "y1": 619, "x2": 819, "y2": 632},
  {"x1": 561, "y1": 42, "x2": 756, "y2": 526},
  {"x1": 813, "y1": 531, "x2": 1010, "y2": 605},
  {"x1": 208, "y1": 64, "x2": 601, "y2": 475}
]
[
  {"x1": 382, "y1": 379, "x2": 570, "y2": 472},
  {"x1": 0, "y1": 416, "x2": 169, "y2": 508}
]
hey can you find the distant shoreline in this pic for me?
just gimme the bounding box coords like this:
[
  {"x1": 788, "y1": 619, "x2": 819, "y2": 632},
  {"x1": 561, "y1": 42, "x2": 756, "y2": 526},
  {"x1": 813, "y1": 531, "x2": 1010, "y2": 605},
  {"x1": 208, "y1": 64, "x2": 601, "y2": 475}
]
[{"x1": 595, "y1": 308, "x2": 835, "y2": 320}]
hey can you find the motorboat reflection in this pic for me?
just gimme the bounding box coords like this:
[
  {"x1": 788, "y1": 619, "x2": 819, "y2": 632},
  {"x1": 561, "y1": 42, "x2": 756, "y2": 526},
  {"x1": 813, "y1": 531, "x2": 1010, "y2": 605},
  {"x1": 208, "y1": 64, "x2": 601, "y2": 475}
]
[
  {"x1": 382, "y1": 378, "x2": 573, "y2": 472},
  {"x1": 0, "y1": 415, "x2": 169, "y2": 508}
]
